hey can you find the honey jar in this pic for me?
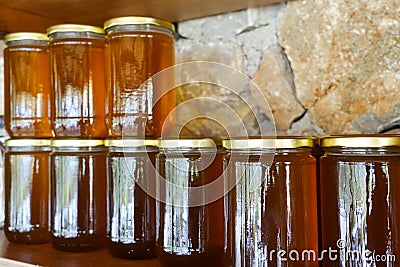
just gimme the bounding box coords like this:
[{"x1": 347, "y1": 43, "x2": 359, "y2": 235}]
[
  {"x1": 155, "y1": 138, "x2": 225, "y2": 267},
  {"x1": 50, "y1": 139, "x2": 106, "y2": 251},
  {"x1": 4, "y1": 33, "x2": 52, "y2": 138},
  {"x1": 320, "y1": 135, "x2": 400, "y2": 266},
  {"x1": 105, "y1": 138, "x2": 157, "y2": 259},
  {"x1": 47, "y1": 24, "x2": 107, "y2": 138},
  {"x1": 4, "y1": 139, "x2": 50, "y2": 244},
  {"x1": 222, "y1": 137, "x2": 318, "y2": 267},
  {"x1": 104, "y1": 17, "x2": 175, "y2": 137}
]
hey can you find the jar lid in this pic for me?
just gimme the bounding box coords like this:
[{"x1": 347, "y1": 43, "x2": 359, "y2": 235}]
[
  {"x1": 51, "y1": 139, "x2": 104, "y2": 147},
  {"x1": 5, "y1": 139, "x2": 51, "y2": 147},
  {"x1": 103, "y1": 16, "x2": 175, "y2": 32},
  {"x1": 47, "y1": 24, "x2": 105, "y2": 35},
  {"x1": 321, "y1": 135, "x2": 400, "y2": 148},
  {"x1": 4, "y1": 32, "x2": 49, "y2": 43},
  {"x1": 223, "y1": 137, "x2": 315, "y2": 149},
  {"x1": 105, "y1": 139, "x2": 156, "y2": 147},
  {"x1": 156, "y1": 138, "x2": 222, "y2": 148}
]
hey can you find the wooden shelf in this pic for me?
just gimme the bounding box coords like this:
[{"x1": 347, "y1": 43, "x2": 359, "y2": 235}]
[
  {"x1": 0, "y1": 0, "x2": 285, "y2": 33},
  {"x1": 0, "y1": 230, "x2": 161, "y2": 267}
]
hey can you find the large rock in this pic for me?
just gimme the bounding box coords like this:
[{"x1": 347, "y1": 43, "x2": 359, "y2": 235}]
[
  {"x1": 174, "y1": 40, "x2": 260, "y2": 136},
  {"x1": 279, "y1": 0, "x2": 400, "y2": 134},
  {"x1": 253, "y1": 46, "x2": 304, "y2": 131},
  {"x1": 178, "y1": 3, "x2": 286, "y2": 77},
  {"x1": 173, "y1": 3, "x2": 287, "y2": 136}
]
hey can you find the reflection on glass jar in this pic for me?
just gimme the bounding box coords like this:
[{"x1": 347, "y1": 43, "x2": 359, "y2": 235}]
[
  {"x1": 320, "y1": 135, "x2": 400, "y2": 266},
  {"x1": 105, "y1": 139, "x2": 157, "y2": 259},
  {"x1": 223, "y1": 137, "x2": 318, "y2": 267},
  {"x1": 4, "y1": 139, "x2": 50, "y2": 244},
  {"x1": 4, "y1": 33, "x2": 52, "y2": 138},
  {"x1": 155, "y1": 138, "x2": 225, "y2": 267},
  {"x1": 104, "y1": 17, "x2": 175, "y2": 137},
  {"x1": 0, "y1": 136, "x2": 6, "y2": 228},
  {"x1": 47, "y1": 25, "x2": 107, "y2": 138},
  {"x1": 50, "y1": 139, "x2": 106, "y2": 251}
]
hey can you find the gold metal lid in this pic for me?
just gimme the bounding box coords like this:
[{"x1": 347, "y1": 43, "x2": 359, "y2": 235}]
[
  {"x1": 4, "y1": 32, "x2": 49, "y2": 42},
  {"x1": 103, "y1": 16, "x2": 175, "y2": 32},
  {"x1": 105, "y1": 139, "x2": 156, "y2": 147},
  {"x1": 156, "y1": 138, "x2": 222, "y2": 148},
  {"x1": 321, "y1": 135, "x2": 400, "y2": 148},
  {"x1": 5, "y1": 139, "x2": 51, "y2": 147},
  {"x1": 223, "y1": 137, "x2": 315, "y2": 149},
  {"x1": 47, "y1": 24, "x2": 105, "y2": 35},
  {"x1": 51, "y1": 139, "x2": 104, "y2": 147}
]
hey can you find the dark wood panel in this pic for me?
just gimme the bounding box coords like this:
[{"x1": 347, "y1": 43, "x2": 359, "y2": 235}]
[
  {"x1": 0, "y1": 5, "x2": 61, "y2": 34},
  {"x1": 0, "y1": 230, "x2": 161, "y2": 267},
  {"x1": 0, "y1": 0, "x2": 285, "y2": 28}
]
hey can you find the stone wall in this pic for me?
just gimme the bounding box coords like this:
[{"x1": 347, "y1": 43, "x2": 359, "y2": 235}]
[{"x1": 176, "y1": 0, "x2": 400, "y2": 136}]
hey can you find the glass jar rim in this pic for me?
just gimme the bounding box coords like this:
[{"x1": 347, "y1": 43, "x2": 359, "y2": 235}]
[
  {"x1": 5, "y1": 139, "x2": 51, "y2": 147},
  {"x1": 105, "y1": 138, "x2": 155, "y2": 147},
  {"x1": 4, "y1": 32, "x2": 49, "y2": 43},
  {"x1": 223, "y1": 136, "x2": 315, "y2": 149},
  {"x1": 321, "y1": 135, "x2": 400, "y2": 148},
  {"x1": 156, "y1": 137, "x2": 222, "y2": 148},
  {"x1": 51, "y1": 139, "x2": 104, "y2": 148},
  {"x1": 47, "y1": 24, "x2": 105, "y2": 36},
  {"x1": 103, "y1": 16, "x2": 174, "y2": 33}
]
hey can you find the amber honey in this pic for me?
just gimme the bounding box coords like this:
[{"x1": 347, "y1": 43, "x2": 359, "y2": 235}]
[
  {"x1": 320, "y1": 135, "x2": 400, "y2": 266},
  {"x1": 50, "y1": 139, "x2": 106, "y2": 252},
  {"x1": 4, "y1": 33, "x2": 52, "y2": 138},
  {"x1": 48, "y1": 25, "x2": 107, "y2": 138},
  {"x1": 155, "y1": 138, "x2": 225, "y2": 267},
  {"x1": 223, "y1": 137, "x2": 318, "y2": 267},
  {"x1": 104, "y1": 17, "x2": 175, "y2": 137},
  {"x1": 4, "y1": 139, "x2": 50, "y2": 244},
  {"x1": 105, "y1": 139, "x2": 157, "y2": 259}
]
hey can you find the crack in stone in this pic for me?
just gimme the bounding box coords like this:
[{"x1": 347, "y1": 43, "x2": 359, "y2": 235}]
[
  {"x1": 236, "y1": 23, "x2": 270, "y2": 35},
  {"x1": 290, "y1": 109, "x2": 308, "y2": 126},
  {"x1": 378, "y1": 116, "x2": 400, "y2": 133},
  {"x1": 279, "y1": 45, "x2": 306, "y2": 113}
]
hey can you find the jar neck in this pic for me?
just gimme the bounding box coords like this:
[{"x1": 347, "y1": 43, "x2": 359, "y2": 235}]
[
  {"x1": 227, "y1": 147, "x2": 313, "y2": 155},
  {"x1": 49, "y1": 32, "x2": 105, "y2": 40},
  {"x1": 105, "y1": 24, "x2": 174, "y2": 38},
  {"x1": 7, "y1": 40, "x2": 48, "y2": 47},
  {"x1": 51, "y1": 146, "x2": 105, "y2": 153},
  {"x1": 159, "y1": 147, "x2": 225, "y2": 154},
  {"x1": 6, "y1": 146, "x2": 51, "y2": 152},
  {"x1": 108, "y1": 145, "x2": 158, "y2": 153},
  {"x1": 324, "y1": 147, "x2": 400, "y2": 155}
]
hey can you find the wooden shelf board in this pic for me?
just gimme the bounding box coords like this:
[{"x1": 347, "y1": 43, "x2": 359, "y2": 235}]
[
  {"x1": 0, "y1": 230, "x2": 161, "y2": 267},
  {"x1": 0, "y1": 0, "x2": 286, "y2": 33},
  {"x1": 0, "y1": 5, "x2": 61, "y2": 34}
]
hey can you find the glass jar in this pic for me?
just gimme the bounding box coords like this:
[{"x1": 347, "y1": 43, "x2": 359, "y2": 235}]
[
  {"x1": 104, "y1": 17, "x2": 175, "y2": 137},
  {"x1": 320, "y1": 135, "x2": 400, "y2": 266},
  {"x1": 155, "y1": 138, "x2": 225, "y2": 267},
  {"x1": 47, "y1": 24, "x2": 107, "y2": 138},
  {"x1": 4, "y1": 139, "x2": 50, "y2": 244},
  {"x1": 222, "y1": 137, "x2": 318, "y2": 267},
  {"x1": 4, "y1": 32, "x2": 52, "y2": 138},
  {"x1": 50, "y1": 139, "x2": 106, "y2": 251},
  {"x1": 105, "y1": 138, "x2": 157, "y2": 259}
]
